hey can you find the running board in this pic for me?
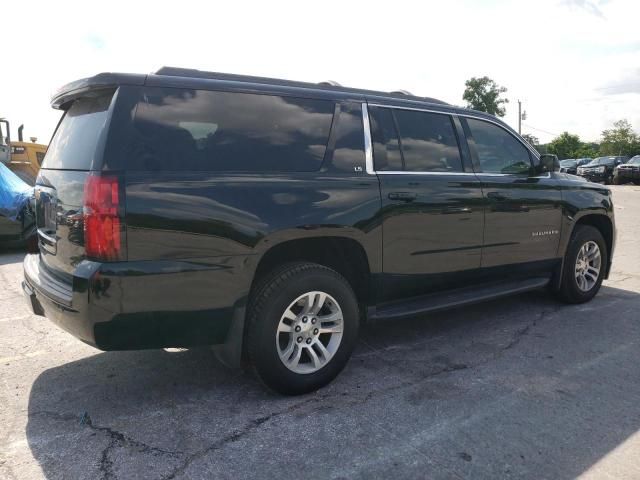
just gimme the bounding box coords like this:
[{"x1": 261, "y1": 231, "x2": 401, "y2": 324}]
[{"x1": 369, "y1": 277, "x2": 551, "y2": 321}]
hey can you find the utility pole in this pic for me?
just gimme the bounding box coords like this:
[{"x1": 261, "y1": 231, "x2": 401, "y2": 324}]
[
  {"x1": 517, "y1": 100, "x2": 527, "y2": 135},
  {"x1": 518, "y1": 100, "x2": 522, "y2": 134}
]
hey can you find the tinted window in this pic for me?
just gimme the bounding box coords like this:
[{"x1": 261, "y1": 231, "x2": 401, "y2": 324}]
[
  {"x1": 42, "y1": 90, "x2": 114, "y2": 170},
  {"x1": 330, "y1": 103, "x2": 365, "y2": 172},
  {"x1": 129, "y1": 88, "x2": 334, "y2": 172},
  {"x1": 393, "y1": 109, "x2": 462, "y2": 172},
  {"x1": 369, "y1": 107, "x2": 402, "y2": 171},
  {"x1": 466, "y1": 118, "x2": 531, "y2": 174},
  {"x1": 592, "y1": 157, "x2": 616, "y2": 165}
]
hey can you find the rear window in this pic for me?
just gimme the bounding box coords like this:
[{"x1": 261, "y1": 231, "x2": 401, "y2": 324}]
[
  {"x1": 127, "y1": 88, "x2": 334, "y2": 172},
  {"x1": 42, "y1": 90, "x2": 114, "y2": 170}
]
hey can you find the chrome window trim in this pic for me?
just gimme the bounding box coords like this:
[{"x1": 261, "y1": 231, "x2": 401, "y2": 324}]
[
  {"x1": 363, "y1": 102, "x2": 547, "y2": 178},
  {"x1": 361, "y1": 103, "x2": 375, "y2": 174},
  {"x1": 375, "y1": 171, "x2": 478, "y2": 176},
  {"x1": 367, "y1": 102, "x2": 541, "y2": 161}
]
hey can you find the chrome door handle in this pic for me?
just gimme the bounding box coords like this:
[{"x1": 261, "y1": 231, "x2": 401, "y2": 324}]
[
  {"x1": 388, "y1": 192, "x2": 417, "y2": 202},
  {"x1": 441, "y1": 206, "x2": 472, "y2": 214}
]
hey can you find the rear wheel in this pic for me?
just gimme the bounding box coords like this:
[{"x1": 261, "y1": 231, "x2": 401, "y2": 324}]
[
  {"x1": 556, "y1": 225, "x2": 607, "y2": 304},
  {"x1": 247, "y1": 262, "x2": 359, "y2": 395}
]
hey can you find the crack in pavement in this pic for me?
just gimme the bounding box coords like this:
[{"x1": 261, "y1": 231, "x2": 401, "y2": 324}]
[{"x1": 31, "y1": 411, "x2": 183, "y2": 480}]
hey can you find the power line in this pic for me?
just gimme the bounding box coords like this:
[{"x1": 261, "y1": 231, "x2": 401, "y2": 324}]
[
  {"x1": 595, "y1": 82, "x2": 640, "y2": 91},
  {"x1": 522, "y1": 123, "x2": 560, "y2": 138}
]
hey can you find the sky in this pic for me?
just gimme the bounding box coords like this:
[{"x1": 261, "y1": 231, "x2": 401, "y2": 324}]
[{"x1": 1, "y1": 0, "x2": 639, "y2": 145}]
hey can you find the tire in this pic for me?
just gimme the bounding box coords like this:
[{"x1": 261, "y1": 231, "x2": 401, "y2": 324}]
[
  {"x1": 612, "y1": 176, "x2": 621, "y2": 185},
  {"x1": 556, "y1": 225, "x2": 608, "y2": 304},
  {"x1": 247, "y1": 262, "x2": 359, "y2": 395}
]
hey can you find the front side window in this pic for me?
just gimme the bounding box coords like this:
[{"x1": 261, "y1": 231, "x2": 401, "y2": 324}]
[
  {"x1": 466, "y1": 118, "x2": 531, "y2": 174},
  {"x1": 129, "y1": 88, "x2": 334, "y2": 172},
  {"x1": 393, "y1": 109, "x2": 462, "y2": 172}
]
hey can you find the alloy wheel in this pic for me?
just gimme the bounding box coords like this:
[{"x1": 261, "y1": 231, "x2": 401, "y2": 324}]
[
  {"x1": 574, "y1": 240, "x2": 601, "y2": 292},
  {"x1": 275, "y1": 291, "x2": 344, "y2": 374}
]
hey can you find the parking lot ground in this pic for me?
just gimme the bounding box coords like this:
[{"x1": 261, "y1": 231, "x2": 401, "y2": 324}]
[{"x1": 1, "y1": 185, "x2": 639, "y2": 480}]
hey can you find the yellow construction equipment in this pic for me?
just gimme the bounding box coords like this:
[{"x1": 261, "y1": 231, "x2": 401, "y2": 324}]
[{"x1": 0, "y1": 118, "x2": 47, "y2": 185}]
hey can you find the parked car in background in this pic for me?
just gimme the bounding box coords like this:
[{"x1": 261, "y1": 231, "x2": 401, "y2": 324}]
[
  {"x1": 23, "y1": 67, "x2": 616, "y2": 394},
  {"x1": 0, "y1": 162, "x2": 36, "y2": 249},
  {"x1": 0, "y1": 203, "x2": 35, "y2": 249},
  {"x1": 613, "y1": 155, "x2": 640, "y2": 184},
  {"x1": 559, "y1": 158, "x2": 591, "y2": 175},
  {"x1": 577, "y1": 156, "x2": 629, "y2": 184},
  {"x1": 559, "y1": 159, "x2": 576, "y2": 173}
]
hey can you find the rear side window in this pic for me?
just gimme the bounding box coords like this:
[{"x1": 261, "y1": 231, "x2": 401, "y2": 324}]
[
  {"x1": 330, "y1": 103, "x2": 365, "y2": 172},
  {"x1": 42, "y1": 90, "x2": 114, "y2": 170},
  {"x1": 369, "y1": 107, "x2": 402, "y2": 171},
  {"x1": 466, "y1": 118, "x2": 531, "y2": 174},
  {"x1": 128, "y1": 88, "x2": 334, "y2": 172},
  {"x1": 393, "y1": 109, "x2": 462, "y2": 172}
]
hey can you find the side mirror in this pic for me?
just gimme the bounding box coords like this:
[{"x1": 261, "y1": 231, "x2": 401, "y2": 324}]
[{"x1": 536, "y1": 154, "x2": 560, "y2": 174}]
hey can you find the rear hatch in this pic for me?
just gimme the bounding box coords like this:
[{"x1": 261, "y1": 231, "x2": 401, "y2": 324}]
[{"x1": 35, "y1": 89, "x2": 121, "y2": 282}]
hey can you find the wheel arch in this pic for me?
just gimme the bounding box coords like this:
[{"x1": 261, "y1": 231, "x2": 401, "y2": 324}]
[
  {"x1": 574, "y1": 213, "x2": 614, "y2": 271},
  {"x1": 552, "y1": 212, "x2": 615, "y2": 291},
  {"x1": 250, "y1": 236, "x2": 375, "y2": 307}
]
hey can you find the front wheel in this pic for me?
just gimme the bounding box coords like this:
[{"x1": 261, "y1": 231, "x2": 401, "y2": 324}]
[
  {"x1": 247, "y1": 262, "x2": 359, "y2": 395},
  {"x1": 556, "y1": 225, "x2": 608, "y2": 304}
]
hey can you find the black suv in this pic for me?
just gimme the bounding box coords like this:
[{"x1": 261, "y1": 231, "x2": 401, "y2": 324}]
[
  {"x1": 23, "y1": 68, "x2": 616, "y2": 394},
  {"x1": 559, "y1": 158, "x2": 591, "y2": 175},
  {"x1": 577, "y1": 156, "x2": 629, "y2": 184},
  {"x1": 613, "y1": 155, "x2": 640, "y2": 184}
]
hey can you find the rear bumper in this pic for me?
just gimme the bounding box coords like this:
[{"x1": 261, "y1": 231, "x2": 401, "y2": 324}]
[{"x1": 22, "y1": 253, "x2": 249, "y2": 356}]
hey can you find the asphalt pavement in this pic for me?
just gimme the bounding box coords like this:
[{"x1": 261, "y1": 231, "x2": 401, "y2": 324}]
[{"x1": 1, "y1": 185, "x2": 639, "y2": 480}]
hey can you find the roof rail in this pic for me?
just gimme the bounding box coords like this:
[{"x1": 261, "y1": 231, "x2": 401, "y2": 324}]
[
  {"x1": 390, "y1": 90, "x2": 413, "y2": 96},
  {"x1": 317, "y1": 80, "x2": 341, "y2": 87},
  {"x1": 153, "y1": 66, "x2": 449, "y2": 106}
]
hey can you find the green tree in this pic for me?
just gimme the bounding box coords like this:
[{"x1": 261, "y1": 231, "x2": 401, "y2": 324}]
[
  {"x1": 547, "y1": 132, "x2": 582, "y2": 159},
  {"x1": 462, "y1": 76, "x2": 509, "y2": 117},
  {"x1": 521, "y1": 134, "x2": 539, "y2": 147},
  {"x1": 599, "y1": 120, "x2": 639, "y2": 156},
  {"x1": 573, "y1": 143, "x2": 599, "y2": 159}
]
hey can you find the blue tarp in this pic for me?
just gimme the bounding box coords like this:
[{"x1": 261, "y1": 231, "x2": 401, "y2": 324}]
[{"x1": 0, "y1": 162, "x2": 33, "y2": 221}]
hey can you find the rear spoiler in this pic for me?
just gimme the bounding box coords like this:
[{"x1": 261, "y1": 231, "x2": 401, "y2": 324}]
[{"x1": 51, "y1": 73, "x2": 147, "y2": 109}]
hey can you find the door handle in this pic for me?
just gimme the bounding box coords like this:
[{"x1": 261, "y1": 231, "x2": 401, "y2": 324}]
[
  {"x1": 441, "y1": 206, "x2": 472, "y2": 215},
  {"x1": 487, "y1": 192, "x2": 508, "y2": 201},
  {"x1": 388, "y1": 192, "x2": 417, "y2": 202}
]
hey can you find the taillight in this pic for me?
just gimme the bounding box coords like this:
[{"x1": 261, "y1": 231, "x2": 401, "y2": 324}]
[{"x1": 83, "y1": 174, "x2": 125, "y2": 261}]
